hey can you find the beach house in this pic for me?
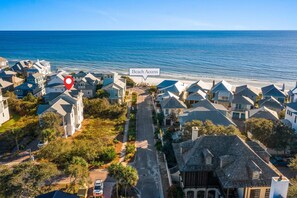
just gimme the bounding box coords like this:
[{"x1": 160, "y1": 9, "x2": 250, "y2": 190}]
[
  {"x1": 231, "y1": 95, "x2": 254, "y2": 120},
  {"x1": 284, "y1": 102, "x2": 297, "y2": 132},
  {"x1": 249, "y1": 106, "x2": 279, "y2": 121},
  {"x1": 0, "y1": 57, "x2": 9, "y2": 70},
  {"x1": 27, "y1": 60, "x2": 51, "y2": 76},
  {"x1": 173, "y1": 135, "x2": 286, "y2": 198},
  {"x1": 210, "y1": 80, "x2": 233, "y2": 107},
  {"x1": 45, "y1": 70, "x2": 68, "y2": 94},
  {"x1": 288, "y1": 82, "x2": 297, "y2": 103},
  {"x1": 37, "y1": 90, "x2": 84, "y2": 137},
  {"x1": 261, "y1": 84, "x2": 286, "y2": 104},
  {"x1": 179, "y1": 99, "x2": 235, "y2": 127},
  {"x1": 185, "y1": 90, "x2": 207, "y2": 105},
  {"x1": 158, "y1": 80, "x2": 187, "y2": 98},
  {"x1": 186, "y1": 80, "x2": 212, "y2": 95},
  {"x1": 0, "y1": 70, "x2": 24, "y2": 87},
  {"x1": 160, "y1": 96, "x2": 187, "y2": 125},
  {"x1": 102, "y1": 72, "x2": 126, "y2": 104},
  {"x1": 234, "y1": 85, "x2": 260, "y2": 102},
  {"x1": 11, "y1": 60, "x2": 33, "y2": 76},
  {"x1": 0, "y1": 89, "x2": 10, "y2": 126},
  {"x1": 258, "y1": 96, "x2": 284, "y2": 112},
  {"x1": 0, "y1": 78, "x2": 14, "y2": 93},
  {"x1": 74, "y1": 72, "x2": 101, "y2": 98}
]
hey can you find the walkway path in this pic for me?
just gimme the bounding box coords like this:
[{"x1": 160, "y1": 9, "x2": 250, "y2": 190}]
[{"x1": 134, "y1": 89, "x2": 163, "y2": 198}]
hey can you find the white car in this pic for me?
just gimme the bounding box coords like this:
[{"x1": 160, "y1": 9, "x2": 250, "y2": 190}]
[{"x1": 93, "y1": 179, "x2": 104, "y2": 197}]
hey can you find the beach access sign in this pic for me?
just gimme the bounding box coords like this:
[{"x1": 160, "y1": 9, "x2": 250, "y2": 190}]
[{"x1": 129, "y1": 68, "x2": 160, "y2": 80}]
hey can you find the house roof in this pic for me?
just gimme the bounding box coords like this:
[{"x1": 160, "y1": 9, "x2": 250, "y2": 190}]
[
  {"x1": 261, "y1": 84, "x2": 286, "y2": 97},
  {"x1": 235, "y1": 85, "x2": 260, "y2": 96},
  {"x1": 232, "y1": 95, "x2": 254, "y2": 106},
  {"x1": 36, "y1": 190, "x2": 79, "y2": 198},
  {"x1": 286, "y1": 102, "x2": 297, "y2": 111},
  {"x1": 186, "y1": 90, "x2": 207, "y2": 102},
  {"x1": 0, "y1": 78, "x2": 13, "y2": 88},
  {"x1": 211, "y1": 80, "x2": 232, "y2": 93},
  {"x1": 15, "y1": 82, "x2": 38, "y2": 90},
  {"x1": 37, "y1": 98, "x2": 74, "y2": 116},
  {"x1": 258, "y1": 96, "x2": 283, "y2": 110},
  {"x1": 173, "y1": 135, "x2": 279, "y2": 188},
  {"x1": 156, "y1": 91, "x2": 179, "y2": 102},
  {"x1": 249, "y1": 106, "x2": 279, "y2": 121},
  {"x1": 159, "y1": 82, "x2": 187, "y2": 95},
  {"x1": 0, "y1": 70, "x2": 17, "y2": 76},
  {"x1": 0, "y1": 57, "x2": 7, "y2": 62},
  {"x1": 160, "y1": 96, "x2": 187, "y2": 109},
  {"x1": 179, "y1": 99, "x2": 234, "y2": 126},
  {"x1": 73, "y1": 71, "x2": 87, "y2": 78},
  {"x1": 187, "y1": 80, "x2": 211, "y2": 93},
  {"x1": 157, "y1": 80, "x2": 178, "y2": 89}
]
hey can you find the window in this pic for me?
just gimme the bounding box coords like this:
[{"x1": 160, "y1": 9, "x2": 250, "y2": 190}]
[
  {"x1": 287, "y1": 110, "x2": 293, "y2": 116},
  {"x1": 250, "y1": 189, "x2": 261, "y2": 198},
  {"x1": 265, "y1": 189, "x2": 270, "y2": 198}
]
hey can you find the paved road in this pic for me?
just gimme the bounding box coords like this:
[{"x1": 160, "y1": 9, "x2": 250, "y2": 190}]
[{"x1": 134, "y1": 90, "x2": 163, "y2": 198}]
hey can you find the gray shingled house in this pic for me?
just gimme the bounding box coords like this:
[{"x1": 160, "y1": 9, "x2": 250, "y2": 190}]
[{"x1": 173, "y1": 135, "x2": 282, "y2": 198}]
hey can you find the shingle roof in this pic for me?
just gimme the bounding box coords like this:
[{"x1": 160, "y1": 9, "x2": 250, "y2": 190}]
[
  {"x1": 249, "y1": 106, "x2": 279, "y2": 121},
  {"x1": 261, "y1": 84, "x2": 286, "y2": 97},
  {"x1": 232, "y1": 95, "x2": 254, "y2": 106},
  {"x1": 186, "y1": 90, "x2": 207, "y2": 102},
  {"x1": 286, "y1": 102, "x2": 297, "y2": 111},
  {"x1": 0, "y1": 78, "x2": 13, "y2": 88},
  {"x1": 36, "y1": 190, "x2": 79, "y2": 198},
  {"x1": 211, "y1": 80, "x2": 232, "y2": 93},
  {"x1": 159, "y1": 82, "x2": 186, "y2": 95},
  {"x1": 179, "y1": 99, "x2": 234, "y2": 126},
  {"x1": 160, "y1": 96, "x2": 187, "y2": 109},
  {"x1": 258, "y1": 96, "x2": 283, "y2": 110},
  {"x1": 235, "y1": 85, "x2": 260, "y2": 96},
  {"x1": 187, "y1": 80, "x2": 211, "y2": 93},
  {"x1": 173, "y1": 135, "x2": 279, "y2": 188},
  {"x1": 156, "y1": 91, "x2": 179, "y2": 102}
]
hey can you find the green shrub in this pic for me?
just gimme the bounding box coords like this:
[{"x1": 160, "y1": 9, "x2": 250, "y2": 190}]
[{"x1": 99, "y1": 146, "x2": 116, "y2": 163}]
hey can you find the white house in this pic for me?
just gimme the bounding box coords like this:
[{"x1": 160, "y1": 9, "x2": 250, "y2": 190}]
[
  {"x1": 210, "y1": 80, "x2": 233, "y2": 106},
  {"x1": 28, "y1": 60, "x2": 51, "y2": 76},
  {"x1": 0, "y1": 57, "x2": 8, "y2": 70},
  {"x1": 288, "y1": 82, "x2": 297, "y2": 103},
  {"x1": 284, "y1": 102, "x2": 297, "y2": 132},
  {"x1": 37, "y1": 90, "x2": 84, "y2": 137},
  {"x1": 0, "y1": 89, "x2": 10, "y2": 126},
  {"x1": 74, "y1": 72, "x2": 101, "y2": 98},
  {"x1": 102, "y1": 72, "x2": 126, "y2": 104},
  {"x1": 45, "y1": 70, "x2": 68, "y2": 94},
  {"x1": 160, "y1": 96, "x2": 187, "y2": 125}
]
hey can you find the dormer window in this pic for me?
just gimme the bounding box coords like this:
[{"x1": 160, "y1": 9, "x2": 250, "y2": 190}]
[
  {"x1": 202, "y1": 148, "x2": 213, "y2": 165},
  {"x1": 252, "y1": 171, "x2": 261, "y2": 180}
]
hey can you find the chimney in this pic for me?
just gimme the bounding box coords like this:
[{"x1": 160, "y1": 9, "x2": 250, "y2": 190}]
[
  {"x1": 296, "y1": 81, "x2": 297, "y2": 88},
  {"x1": 192, "y1": 126, "x2": 199, "y2": 140},
  {"x1": 270, "y1": 175, "x2": 289, "y2": 198},
  {"x1": 212, "y1": 80, "x2": 215, "y2": 88},
  {"x1": 281, "y1": 83, "x2": 285, "y2": 92}
]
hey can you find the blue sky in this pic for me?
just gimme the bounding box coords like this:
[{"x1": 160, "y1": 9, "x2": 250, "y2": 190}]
[{"x1": 0, "y1": 0, "x2": 296, "y2": 30}]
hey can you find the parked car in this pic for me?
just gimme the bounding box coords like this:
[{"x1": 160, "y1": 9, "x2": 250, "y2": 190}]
[{"x1": 93, "y1": 179, "x2": 104, "y2": 197}]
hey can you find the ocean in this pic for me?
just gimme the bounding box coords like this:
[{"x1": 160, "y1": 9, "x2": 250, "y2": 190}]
[{"x1": 0, "y1": 31, "x2": 297, "y2": 86}]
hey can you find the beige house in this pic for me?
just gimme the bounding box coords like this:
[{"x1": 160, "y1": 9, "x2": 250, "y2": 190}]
[{"x1": 0, "y1": 57, "x2": 9, "y2": 70}]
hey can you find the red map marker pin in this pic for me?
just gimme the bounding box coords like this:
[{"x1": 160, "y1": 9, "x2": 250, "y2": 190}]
[{"x1": 64, "y1": 76, "x2": 74, "y2": 90}]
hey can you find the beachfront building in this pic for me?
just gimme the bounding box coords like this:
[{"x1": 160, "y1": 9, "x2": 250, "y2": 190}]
[
  {"x1": 186, "y1": 80, "x2": 212, "y2": 95},
  {"x1": 288, "y1": 82, "x2": 297, "y2": 103},
  {"x1": 234, "y1": 85, "x2": 260, "y2": 102},
  {"x1": 185, "y1": 90, "x2": 207, "y2": 105},
  {"x1": 0, "y1": 70, "x2": 24, "y2": 87},
  {"x1": 284, "y1": 102, "x2": 297, "y2": 132},
  {"x1": 45, "y1": 70, "x2": 67, "y2": 94},
  {"x1": 0, "y1": 78, "x2": 14, "y2": 93},
  {"x1": 160, "y1": 96, "x2": 187, "y2": 126},
  {"x1": 158, "y1": 80, "x2": 188, "y2": 98},
  {"x1": 14, "y1": 83, "x2": 44, "y2": 98},
  {"x1": 231, "y1": 95, "x2": 254, "y2": 120},
  {"x1": 258, "y1": 96, "x2": 284, "y2": 112},
  {"x1": 261, "y1": 84, "x2": 287, "y2": 104},
  {"x1": 210, "y1": 80, "x2": 233, "y2": 107},
  {"x1": 102, "y1": 72, "x2": 126, "y2": 104},
  {"x1": 249, "y1": 106, "x2": 279, "y2": 121},
  {"x1": 37, "y1": 90, "x2": 84, "y2": 137},
  {"x1": 11, "y1": 60, "x2": 33, "y2": 76},
  {"x1": 172, "y1": 135, "x2": 285, "y2": 198},
  {"x1": 74, "y1": 72, "x2": 101, "y2": 98},
  {"x1": 0, "y1": 57, "x2": 9, "y2": 70},
  {"x1": 27, "y1": 60, "x2": 51, "y2": 76},
  {"x1": 179, "y1": 99, "x2": 235, "y2": 127},
  {"x1": 0, "y1": 89, "x2": 10, "y2": 126},
  {"x1": 156, "y1": 91, "x2": 179, "y2": 104}
]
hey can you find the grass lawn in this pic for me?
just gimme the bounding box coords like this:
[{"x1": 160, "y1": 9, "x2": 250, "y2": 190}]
[{"x1": 0, "y1": 114, "x2": 21, "y2": 133}]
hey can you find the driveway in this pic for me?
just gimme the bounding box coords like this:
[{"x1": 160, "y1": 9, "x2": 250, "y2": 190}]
[{"x1": 134, "y1": 89, "x2": 163, "y2": 198}]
